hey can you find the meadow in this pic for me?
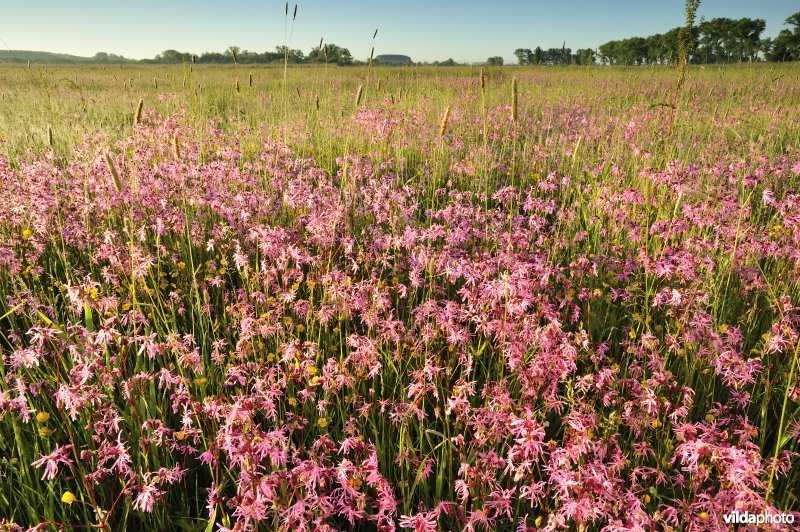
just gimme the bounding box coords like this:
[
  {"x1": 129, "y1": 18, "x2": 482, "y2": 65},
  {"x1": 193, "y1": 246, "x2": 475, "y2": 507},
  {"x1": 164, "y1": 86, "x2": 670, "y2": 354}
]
[{"x1": 0, "y1": 62, "x2": 799, "y2": 530}]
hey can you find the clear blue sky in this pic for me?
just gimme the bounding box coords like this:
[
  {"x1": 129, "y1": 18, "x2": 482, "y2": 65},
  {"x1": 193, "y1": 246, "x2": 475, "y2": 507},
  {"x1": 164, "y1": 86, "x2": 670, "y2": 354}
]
[{"x1": 0, "y1": 1, "x2": 796, "y2": 63}]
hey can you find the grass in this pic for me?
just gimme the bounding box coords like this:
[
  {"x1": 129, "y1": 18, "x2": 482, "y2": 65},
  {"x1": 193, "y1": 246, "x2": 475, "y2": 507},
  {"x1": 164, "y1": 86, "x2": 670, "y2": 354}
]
[{"x1": 0, "y1": 61, "x2": 798, "y2": 530}]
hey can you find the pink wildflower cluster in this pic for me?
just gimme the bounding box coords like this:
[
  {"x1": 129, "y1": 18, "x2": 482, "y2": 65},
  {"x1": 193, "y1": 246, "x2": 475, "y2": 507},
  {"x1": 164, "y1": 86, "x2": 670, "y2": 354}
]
[{"x1": 1, "y1": 76, "x2": 799, "y2": 530}]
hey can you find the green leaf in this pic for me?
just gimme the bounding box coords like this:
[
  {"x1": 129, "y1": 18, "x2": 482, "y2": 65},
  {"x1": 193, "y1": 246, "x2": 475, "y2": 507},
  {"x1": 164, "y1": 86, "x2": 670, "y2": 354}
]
[
  {"x1": 84, "y1": 304, "x2": 95, "y2": 333},
  {"x1": 203, "y1": 508, "x2": 216, "y2": 532}
]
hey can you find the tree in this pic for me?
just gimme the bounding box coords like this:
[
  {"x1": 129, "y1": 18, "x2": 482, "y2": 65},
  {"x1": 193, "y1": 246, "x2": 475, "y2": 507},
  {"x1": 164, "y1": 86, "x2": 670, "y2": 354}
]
[
  {"x1": 154, "y1": 50, "x2": 193, "y2": 63},
  {"x1": 573, "y1": 49, "x2": 594, "y2": 65},
  {"x1": 487, "y1": 56, "x2": 504, "y2": 66},
  {"x1": 732, "y1": 18, "x2": 766, "y2": 61},
  {"x1": 307, "y1": 43, "x2": 352, "y2": 66},
  {"x1": 759, "y1": 37, "x2": 773, "y2": 59},
  {"x1": 227, "y1": 46, "x2": 241, "y2": 62},
  {"x1": 596, "y1": 15, "x2": 767, "y2": 65},
  {"x1": 274, "y1": 46, "x2": 305, "y2": 64},
  {"x1": 660, "y1": 28, "x2": 682, "y2": 63},
  {"x1": 698, "y1": 18, "x2": 733, "y2": 63},
  {"x1": 514, "y1": 48, "x2": 533, "y2": 65},
  {"x1": 767, "y1": 11, "x2": 800, "y2": 61},
  {"x1": 598, "y1": 41, "x2": 619, "y2": 64},
  {"x1": 533, "y1": 46, "x2": 543, "y2": 65}
]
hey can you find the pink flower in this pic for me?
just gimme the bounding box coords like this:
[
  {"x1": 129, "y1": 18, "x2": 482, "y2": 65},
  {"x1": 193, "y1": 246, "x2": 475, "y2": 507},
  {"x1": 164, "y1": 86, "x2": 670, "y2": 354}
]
[
  {"x1": 133, "y1": 483, "x2": 165, "y2": 513},
  {"x1": 31, "y1": 445, "x2": 74, "y2": 480},
  {"x1": 399, "y1": 510, "x2": 437, "y2": 531}
]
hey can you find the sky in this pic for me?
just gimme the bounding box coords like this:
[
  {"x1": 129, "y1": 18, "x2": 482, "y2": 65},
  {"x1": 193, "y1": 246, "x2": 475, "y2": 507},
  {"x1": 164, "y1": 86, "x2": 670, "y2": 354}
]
[{"x1": 0, "y1": 1, "x2": 797, "y2": 63}]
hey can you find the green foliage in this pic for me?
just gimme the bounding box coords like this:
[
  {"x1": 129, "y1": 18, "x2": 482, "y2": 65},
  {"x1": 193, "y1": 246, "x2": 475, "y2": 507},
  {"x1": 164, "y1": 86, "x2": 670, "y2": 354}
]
[
  {"x1": 306, "y1": 43, "x2": 353, "y2": 66},
  {"x1": 766, "y1": 11, "x2": 800, "y2": 61},
  {"x1": 513, "y1": 47, "x2": 572, "y2": 66},
  {"x1": 595, "y1": 14, "x2": 779, "y2": 65},
  {"x1": 514, "y1": 48, "x2": 534, "y2": 66}
]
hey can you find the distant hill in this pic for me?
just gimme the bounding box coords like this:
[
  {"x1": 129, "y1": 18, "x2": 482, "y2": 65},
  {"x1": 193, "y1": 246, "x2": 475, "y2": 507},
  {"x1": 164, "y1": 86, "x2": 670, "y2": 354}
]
[
  {"x1": 374, "y1": 54, "x2": 413, "y2": 65},
  {"x1": 0, "y1": 50, "x2": 133, "y2": 63}
]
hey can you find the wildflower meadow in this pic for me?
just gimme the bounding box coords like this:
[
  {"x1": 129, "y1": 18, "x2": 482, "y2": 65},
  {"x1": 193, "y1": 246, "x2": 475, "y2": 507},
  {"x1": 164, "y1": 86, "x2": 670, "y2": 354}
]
[{"x1": 0, "y1": 59, "x2": 799, "y2": 531}]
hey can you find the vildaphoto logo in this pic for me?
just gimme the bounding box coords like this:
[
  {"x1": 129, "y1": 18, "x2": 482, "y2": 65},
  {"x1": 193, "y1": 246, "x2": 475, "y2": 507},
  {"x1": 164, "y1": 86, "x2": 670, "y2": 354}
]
[{"x1": 723, "y1": 511, "x2": 795, "y2": 526}]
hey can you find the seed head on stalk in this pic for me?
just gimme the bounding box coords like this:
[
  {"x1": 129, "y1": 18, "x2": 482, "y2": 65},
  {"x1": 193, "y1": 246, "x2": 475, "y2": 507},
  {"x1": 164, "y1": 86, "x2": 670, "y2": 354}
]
[{"x1": 133, "y1": 98, "x2": 143, "y2": 126}]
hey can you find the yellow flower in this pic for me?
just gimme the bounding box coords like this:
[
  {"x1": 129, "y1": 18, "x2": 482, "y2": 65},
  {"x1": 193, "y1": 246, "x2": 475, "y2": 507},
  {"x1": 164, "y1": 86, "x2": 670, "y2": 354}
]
[
  {"x1": 643, "y1": 494, "x2": 651, "y2": 504},
  {"x1": 628, "y1": 330, "x2": 637, "y2": 339},
  {"x1": 534, "y1": 515, "x2": 543, "y2": 527},
  {"x1": 699, "y1": 511, "x2": 708, "y2": 520},
  {"x1": 175, "y1": 431, "x2": 186, "y2": 441},
  {"x1": 650, "y1": 418, "x2": 662, "y2": 428},
  {"x1": 194, "y1": 377, "x2": 208, "y2": 385},
  {"x1": 309, "y1": 376, "x2": 321, "y2": 387},
  {"x1": 307, "y1": 365, "x2": 317, "y2": 376},
  {"x1": 21, "y1": 229, "x2": 33, "y2": 240},
  {"x1": 317, "y1": 417, "x2": 328, "y2": 428},
  {"x1": 61, "y1": 491, "x2": 76, "y2": 505},
  {"x1": 36, "y1": 412, "x2": 50, "y2": 423},
  {"x1": 39, "y1": 427, "x2": 53, "y2": 437},
  {"x1": 287, "y1": 397, "x2": 298, "y2": 407}
]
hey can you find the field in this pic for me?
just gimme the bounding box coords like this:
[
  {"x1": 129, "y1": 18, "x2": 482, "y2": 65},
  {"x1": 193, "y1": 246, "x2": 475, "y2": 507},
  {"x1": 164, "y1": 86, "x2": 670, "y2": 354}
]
[{"x1": 0, "y1": 62, "x2": 799, "y2": 530}]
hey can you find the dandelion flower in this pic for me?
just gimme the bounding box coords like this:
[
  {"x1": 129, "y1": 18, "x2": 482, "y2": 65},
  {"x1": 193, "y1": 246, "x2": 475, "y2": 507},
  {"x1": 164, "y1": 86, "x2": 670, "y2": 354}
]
[
  {"x1": 61, "y1": 491, "x2": 76, "y2": 505},
  {"x1": 36, "y1": 412, "x2": 50, "y2": 423}
]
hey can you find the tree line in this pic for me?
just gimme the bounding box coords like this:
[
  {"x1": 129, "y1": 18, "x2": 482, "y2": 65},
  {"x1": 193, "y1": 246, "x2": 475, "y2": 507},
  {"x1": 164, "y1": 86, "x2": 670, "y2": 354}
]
[
  {"x1": 514, "y1": 12, "x2": 799, "y2": 65},
  {"x1": 513, "y1": 47, "x2": 594, "y2": 66},
  {"x1": 7, "y1": 10, "x2": 798, "y2": 68},
  {"x1": 144, "y1": 44, "x2": 356, "y2": 66}
]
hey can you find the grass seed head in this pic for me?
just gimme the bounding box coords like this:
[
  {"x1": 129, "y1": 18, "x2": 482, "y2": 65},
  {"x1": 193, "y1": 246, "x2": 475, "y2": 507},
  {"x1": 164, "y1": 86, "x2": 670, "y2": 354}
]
[
  {"x1": 439, "y1": 105, "x2": 451, "y2": 136},
  {"x1": 511, "y1": 77, "x2": 518, "y2": 122},
  {"x1": 355, "y1": 84, "x2": 364, "y2": 108},
  {"x1": 134, "y1": 98, "x2": 144, "y2": 126}
]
